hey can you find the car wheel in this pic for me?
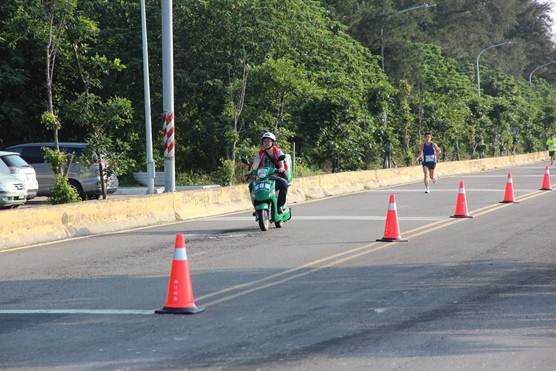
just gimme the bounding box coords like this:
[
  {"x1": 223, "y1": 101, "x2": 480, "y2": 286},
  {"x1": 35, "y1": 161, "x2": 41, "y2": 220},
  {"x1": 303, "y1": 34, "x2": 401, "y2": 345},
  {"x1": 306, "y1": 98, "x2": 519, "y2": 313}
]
[{"x1": 69, "y1": 180, "x2": 85, "y2": 200}]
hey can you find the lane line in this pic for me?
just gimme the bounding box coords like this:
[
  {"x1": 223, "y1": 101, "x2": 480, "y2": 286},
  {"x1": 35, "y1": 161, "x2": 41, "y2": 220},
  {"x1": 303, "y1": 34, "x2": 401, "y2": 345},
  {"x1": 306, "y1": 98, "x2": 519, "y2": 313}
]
[
  {"x1": 200, "y1": 187, "x2": 553, "y2": 307},
  {"x1": 363, "y1": 188, "x2": 539, "y2": 192},
  {"x1": 0, "y1": 309, "x2": 154, "y2": 315},
  {"x1": 209, "y1": 216, "x2": 444, "y2": 221}
]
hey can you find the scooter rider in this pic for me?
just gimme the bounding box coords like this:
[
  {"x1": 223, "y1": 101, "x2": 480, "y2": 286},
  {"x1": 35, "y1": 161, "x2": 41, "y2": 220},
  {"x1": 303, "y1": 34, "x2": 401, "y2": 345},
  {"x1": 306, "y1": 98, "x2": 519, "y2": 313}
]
[{"x1": 249, "y1": 132, "x2": 289, "y2": 212}]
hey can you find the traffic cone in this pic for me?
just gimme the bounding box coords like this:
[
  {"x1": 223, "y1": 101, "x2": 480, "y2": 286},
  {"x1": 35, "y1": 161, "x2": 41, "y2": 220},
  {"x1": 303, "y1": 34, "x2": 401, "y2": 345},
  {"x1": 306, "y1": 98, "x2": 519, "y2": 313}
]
[
  {"x1": 156, "y1": 234, "x2": 204, "y2": 315},
  {"x1": 377, "y1": 194, "x2": 407, "y2": 242},
  {"x1": 451, "y1": 181, "x2": 473, "y2": 218},
  {"x1": 500, "y1": 172, "x2": 517, "y2": 203},
  {"x1": 540, "y1": 166, "x2": 552, "y2": 190}
]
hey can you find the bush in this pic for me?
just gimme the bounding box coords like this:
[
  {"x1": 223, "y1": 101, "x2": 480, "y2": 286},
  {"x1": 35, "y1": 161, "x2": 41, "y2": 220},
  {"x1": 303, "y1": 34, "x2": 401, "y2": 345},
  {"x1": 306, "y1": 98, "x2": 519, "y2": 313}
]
[
  {"x1": 176, "y1": 170, "x2": 216, "y2": 186},
  {"x1": 49, "y1": 175, "x2": 80, "y2": 205},
  {"x1": 294, "y1": 157, "x2": 323, "y2": 177}
]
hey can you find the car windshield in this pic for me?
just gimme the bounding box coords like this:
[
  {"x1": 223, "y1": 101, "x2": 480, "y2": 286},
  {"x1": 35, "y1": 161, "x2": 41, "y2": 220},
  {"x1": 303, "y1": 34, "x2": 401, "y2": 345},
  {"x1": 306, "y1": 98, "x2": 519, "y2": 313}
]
[
  {"x1": 1, "y1": 154, "x2": 30, "y2": 168},
  {"x1": 0, "y1": 159, "x2": 9, "y2": 174}
]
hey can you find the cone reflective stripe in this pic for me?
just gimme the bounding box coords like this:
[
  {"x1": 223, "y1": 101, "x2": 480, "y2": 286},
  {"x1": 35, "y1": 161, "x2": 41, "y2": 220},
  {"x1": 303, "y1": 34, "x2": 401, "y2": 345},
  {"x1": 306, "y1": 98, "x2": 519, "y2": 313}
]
[
  {"x1": 500, "y1": 172, "x2": 517, "y2": 203},
  {"x1": 377, "y1": 194, "x2": 407, "y2": 242},
  {"x1": 451, "y1": 181, "x2": 473, "y2": 218},
  {"x1": 156, "y1": 234, "x2": 204, "y2": 315},
  {"x1": 541, "y1": 166, "x2": 552, "y2": 190}
]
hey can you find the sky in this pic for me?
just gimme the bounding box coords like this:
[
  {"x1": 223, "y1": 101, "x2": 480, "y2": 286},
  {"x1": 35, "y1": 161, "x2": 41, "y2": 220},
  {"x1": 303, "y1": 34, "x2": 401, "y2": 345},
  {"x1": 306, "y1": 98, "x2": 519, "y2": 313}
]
[{"x1": 542, "y1": 0, "x2": 556, "y2": 40}]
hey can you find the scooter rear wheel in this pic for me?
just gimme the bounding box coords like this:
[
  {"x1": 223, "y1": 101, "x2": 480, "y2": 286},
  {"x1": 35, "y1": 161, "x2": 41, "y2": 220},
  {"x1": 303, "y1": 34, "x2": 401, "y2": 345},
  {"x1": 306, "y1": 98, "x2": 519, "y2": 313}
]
[{"x1": 257, "y1": 209, "x2": 270, "y2": 231}]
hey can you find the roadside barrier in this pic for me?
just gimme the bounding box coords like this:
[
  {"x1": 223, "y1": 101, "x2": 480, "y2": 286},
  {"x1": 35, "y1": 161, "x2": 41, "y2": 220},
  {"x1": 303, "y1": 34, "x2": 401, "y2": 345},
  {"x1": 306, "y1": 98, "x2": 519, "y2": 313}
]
[
  {"x1": 155, "y1": 234, "x2": 204, "y2": 315},
  {"x1": 451, "y1": 181, "x2": 473, "y2": 218},
  {"x1": 0, "y1": 151, "x2": 547, "y2": 250},
  {"x1": 541, "y1": 166, "x2": 552, "y2": 190},
  {"x1": 377, "y1": 194, "x2": 407, "y2": 242},
  {"x1": 501, "y1": 172, "x2": 517, "y2": 203}
]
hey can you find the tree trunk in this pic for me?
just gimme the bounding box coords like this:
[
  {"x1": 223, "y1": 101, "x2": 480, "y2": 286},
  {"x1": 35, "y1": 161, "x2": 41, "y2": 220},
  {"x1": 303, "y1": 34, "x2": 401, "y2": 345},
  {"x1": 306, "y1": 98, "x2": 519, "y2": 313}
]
[
  {"x1": 98, "y1": 155, "x2": 107, "y2": 200},
  {"x1": 46, "y1": 13, "x2": 59, "y2": 150},
  {"x1": 230, "y1": 58, "x2": 249, "y2": 185}
]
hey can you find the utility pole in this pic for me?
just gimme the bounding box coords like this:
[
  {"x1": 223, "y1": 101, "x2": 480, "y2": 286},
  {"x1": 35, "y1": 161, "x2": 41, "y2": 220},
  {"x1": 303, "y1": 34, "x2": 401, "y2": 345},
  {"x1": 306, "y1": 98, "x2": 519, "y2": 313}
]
[{"x1": 162, "y1": 0, "x2": 175, "y2": 192}]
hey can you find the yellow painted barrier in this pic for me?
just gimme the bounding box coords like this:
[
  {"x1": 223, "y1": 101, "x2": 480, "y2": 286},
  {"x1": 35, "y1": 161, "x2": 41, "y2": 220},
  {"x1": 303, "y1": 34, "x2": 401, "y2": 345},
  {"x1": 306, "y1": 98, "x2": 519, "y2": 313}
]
[{"x1": 0, "y1": 152, "x2": 547, "y2": 250}]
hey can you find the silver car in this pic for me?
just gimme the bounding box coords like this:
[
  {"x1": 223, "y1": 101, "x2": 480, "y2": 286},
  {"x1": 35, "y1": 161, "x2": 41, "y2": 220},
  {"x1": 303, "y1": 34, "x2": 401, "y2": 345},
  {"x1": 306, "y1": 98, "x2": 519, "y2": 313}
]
[
  {"x1": 0, "y1": 173, "x2": 27, "y2": 208},
  {"x1": 0, "y1": 151, "x2": 39, "y2": 199},
  {"x1": 5, "y1": 143, "x2": 119, "y2": 200}
]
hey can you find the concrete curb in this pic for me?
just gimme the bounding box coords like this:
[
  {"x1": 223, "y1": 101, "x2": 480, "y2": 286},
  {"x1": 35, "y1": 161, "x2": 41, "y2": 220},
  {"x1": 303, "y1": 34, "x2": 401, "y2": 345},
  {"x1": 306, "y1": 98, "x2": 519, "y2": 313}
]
[{"x1": 0, "y1": 152, "x2": 547, "y2": 249}]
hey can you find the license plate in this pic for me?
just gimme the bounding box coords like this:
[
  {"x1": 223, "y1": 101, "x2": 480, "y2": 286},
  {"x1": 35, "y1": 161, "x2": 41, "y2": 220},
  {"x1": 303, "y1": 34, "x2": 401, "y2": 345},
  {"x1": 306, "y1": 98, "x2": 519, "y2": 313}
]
[{"x1": 255, "y1": 182, "x2": 271, "y2": 191}]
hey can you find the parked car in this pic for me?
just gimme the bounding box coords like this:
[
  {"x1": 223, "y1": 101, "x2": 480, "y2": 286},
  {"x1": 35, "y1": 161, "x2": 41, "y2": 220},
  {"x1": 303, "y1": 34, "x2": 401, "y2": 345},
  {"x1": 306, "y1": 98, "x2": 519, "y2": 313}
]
[
  {"x1": 0, "y1": 151, "x2": 39, "y2": 199},
  {"x1": 5, "y1": 143, "x2": 119, "y2": 200},
  {"x1": 0, "y1": 172, "x2": 27, "y2": 208}
]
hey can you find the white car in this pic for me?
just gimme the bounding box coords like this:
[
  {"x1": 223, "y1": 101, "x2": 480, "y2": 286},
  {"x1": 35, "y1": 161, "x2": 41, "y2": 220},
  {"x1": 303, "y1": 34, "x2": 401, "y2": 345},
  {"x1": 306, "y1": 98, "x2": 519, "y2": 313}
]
[
  {"x1": 0, "y1": 173, "x2": 27, "y2": 208},
  {"x1": 0, "y1": 151, "x2": 39, "y2": 199}
]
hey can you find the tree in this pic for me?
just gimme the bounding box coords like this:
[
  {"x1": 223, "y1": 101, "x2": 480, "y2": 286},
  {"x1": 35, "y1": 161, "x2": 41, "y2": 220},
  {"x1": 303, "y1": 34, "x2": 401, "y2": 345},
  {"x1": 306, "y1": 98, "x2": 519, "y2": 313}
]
[{"x1": 66, "y1": 93, "x2": 135, "y2": 199}]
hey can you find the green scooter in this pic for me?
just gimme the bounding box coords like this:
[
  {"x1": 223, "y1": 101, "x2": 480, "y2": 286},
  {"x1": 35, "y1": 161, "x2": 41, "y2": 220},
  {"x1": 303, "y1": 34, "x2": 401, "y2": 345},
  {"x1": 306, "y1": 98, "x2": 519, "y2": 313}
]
[{"x1": 246, "y1": 155, "x2": 292, "y2": 231}]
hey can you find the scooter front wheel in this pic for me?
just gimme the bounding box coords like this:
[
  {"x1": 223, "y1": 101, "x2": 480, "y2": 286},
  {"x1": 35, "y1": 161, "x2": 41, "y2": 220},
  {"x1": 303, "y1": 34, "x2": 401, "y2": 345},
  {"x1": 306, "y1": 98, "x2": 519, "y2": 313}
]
[{"x1": 257, "y1": 209, "x2": 270, "y2": 231}]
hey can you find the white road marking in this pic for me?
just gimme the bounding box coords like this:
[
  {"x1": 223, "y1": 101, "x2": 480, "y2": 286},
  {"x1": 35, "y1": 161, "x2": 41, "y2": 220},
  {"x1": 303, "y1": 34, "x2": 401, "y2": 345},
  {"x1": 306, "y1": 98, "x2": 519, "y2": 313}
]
[
  {"x1": 206, "y1": 216, "x2": 444, "y2": 221},
  {"x1": 364, "y1": 188, "x2": 537, "y2": 192},
  {"x1": 446, "y1": 175, "x2": 551, "y2": 178},
  {"x1": 0, "y1": 309, "x2": 154, "y2": 315}
]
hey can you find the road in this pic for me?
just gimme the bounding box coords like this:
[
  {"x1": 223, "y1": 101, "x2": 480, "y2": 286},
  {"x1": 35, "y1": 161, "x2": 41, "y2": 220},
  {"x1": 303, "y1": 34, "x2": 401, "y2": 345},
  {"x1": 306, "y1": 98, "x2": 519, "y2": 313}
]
[{"x1": 1, "y1": 163, "x2": 555, "y2": 370}]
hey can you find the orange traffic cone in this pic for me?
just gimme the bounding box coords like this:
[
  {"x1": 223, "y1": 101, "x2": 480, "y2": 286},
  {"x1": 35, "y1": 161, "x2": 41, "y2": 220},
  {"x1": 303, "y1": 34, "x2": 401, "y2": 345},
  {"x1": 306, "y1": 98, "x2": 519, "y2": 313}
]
[
  {"x1": 500, "y1": 172, "x2": 518, "y2": 203},
  {"x1": 540, "y1": 166, "x2": 552, "y2": 191},
  {"x1": 377, "y1": 194, "x2": 407, "y2": 242},
  {"x1": 451, "y1": 180, "x2": 473, "y2": 218},
  {"x1": 156, "y1": 234, "x2": 204, "y2": 315}
]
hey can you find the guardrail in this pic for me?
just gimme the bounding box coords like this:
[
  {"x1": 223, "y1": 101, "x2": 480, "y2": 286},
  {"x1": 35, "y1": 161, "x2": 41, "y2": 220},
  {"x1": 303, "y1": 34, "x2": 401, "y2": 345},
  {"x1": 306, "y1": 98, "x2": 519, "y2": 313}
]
[{"x1": 0, "y1": 152, "x2": 547, "y2": 250}]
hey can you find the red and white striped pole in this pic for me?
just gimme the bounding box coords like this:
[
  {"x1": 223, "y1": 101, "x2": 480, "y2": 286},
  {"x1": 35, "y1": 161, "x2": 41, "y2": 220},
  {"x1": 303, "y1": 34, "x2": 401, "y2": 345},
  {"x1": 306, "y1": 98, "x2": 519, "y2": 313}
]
[{"x1": 162, "y1": 0, "x2": 175, "y2": 192}]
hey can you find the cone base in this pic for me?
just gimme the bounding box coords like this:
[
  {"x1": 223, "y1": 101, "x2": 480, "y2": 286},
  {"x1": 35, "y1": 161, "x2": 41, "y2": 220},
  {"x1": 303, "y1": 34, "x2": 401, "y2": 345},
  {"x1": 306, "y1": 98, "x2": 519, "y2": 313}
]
[
  {"x1": 499, "y1": 201, "x2": 519, "y2": 204},
  {"x1": 540, "y1": 187, "x2": 552, "y2": 191},
  {"x1": 451, "y1": 214, "x2": 473, "y2": 218},
  {"x1": 376, "y1": 237, "x2": 408, "y2": 242},
  {"x1": 155, "y1": 305, "x2": 205, "y2": 315}
]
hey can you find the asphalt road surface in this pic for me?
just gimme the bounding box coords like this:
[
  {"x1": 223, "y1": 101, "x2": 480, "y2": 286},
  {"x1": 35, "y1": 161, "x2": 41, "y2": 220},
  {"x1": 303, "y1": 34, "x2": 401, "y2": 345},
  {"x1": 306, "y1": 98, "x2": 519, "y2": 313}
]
[{"x1": 1, "y1": 163, "x2": 555, "y2": 370}]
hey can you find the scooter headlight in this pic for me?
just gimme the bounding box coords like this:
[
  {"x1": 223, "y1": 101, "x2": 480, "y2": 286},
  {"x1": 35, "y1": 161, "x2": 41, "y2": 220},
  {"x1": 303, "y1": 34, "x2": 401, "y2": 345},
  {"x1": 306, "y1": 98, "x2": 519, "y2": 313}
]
[{"x1": 257, "y1": 168, "x2": 268, "y2": 179}]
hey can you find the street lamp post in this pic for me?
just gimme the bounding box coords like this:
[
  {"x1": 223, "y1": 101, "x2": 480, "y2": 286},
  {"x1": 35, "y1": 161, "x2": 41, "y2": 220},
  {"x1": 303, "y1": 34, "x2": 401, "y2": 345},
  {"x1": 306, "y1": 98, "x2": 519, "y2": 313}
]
[
  {"x1": 380, "y1": 3, "x2": 436, "y2": 168},
  {"x1": 380, "y1": 3, "x2": 437, "y2": 71},
  {"x1": 140, "y1": 0, "x2": 155, "y2": 194},
  {"x1": 528, "y1": 61, "x2": 555, "y2": 86},
  {"x1": 475, "y1": 41, "x2": 511, "y2": 97}
]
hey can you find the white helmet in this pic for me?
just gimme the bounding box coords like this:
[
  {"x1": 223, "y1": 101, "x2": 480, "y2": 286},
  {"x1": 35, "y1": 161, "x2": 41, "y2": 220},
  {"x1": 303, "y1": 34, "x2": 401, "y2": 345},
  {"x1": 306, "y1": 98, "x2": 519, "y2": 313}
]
[{"x1": 261, "y1": 132, "x2": 276, "y2": 142}]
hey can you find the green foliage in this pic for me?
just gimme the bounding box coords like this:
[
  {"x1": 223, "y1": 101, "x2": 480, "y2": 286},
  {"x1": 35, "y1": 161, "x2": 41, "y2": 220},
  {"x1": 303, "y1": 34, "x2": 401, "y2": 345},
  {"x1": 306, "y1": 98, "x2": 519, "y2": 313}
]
[
  {"x1": 41, "y1": 111, "x2": 61, "y2": 132},
  {"x1": 66, "y1": 93, "x2": 136, "y2": 178},
  {"x1": 49, "y1": 174, "x2": 80, "y2": 204},
  {"x1": 213, "y1": 159, "x2": 236, "y2": 186},
  {"x1": 42, "y1": 147, "x2": 67, "y2": 176},
  {"x1": 176, "y1": 170, "x2": 216, "y2": 186}
]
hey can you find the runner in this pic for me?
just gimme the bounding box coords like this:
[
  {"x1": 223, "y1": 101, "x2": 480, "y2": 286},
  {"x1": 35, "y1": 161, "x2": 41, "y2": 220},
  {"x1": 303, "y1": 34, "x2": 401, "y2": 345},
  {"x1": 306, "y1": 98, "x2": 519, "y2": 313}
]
[
  {"x1": 547, "y1": 132, "x2": 556, "y2": 166},
  {"x1": 416, "y1": 131, "x2": 442, "y2": 193}
]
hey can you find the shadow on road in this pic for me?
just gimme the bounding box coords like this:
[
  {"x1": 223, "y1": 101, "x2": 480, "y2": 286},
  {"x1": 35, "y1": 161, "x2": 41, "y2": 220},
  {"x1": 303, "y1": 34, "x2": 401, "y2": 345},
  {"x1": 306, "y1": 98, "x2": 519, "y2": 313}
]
[{"x1": 0, "y1": 259, "x2": 555, "y2": 369}]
